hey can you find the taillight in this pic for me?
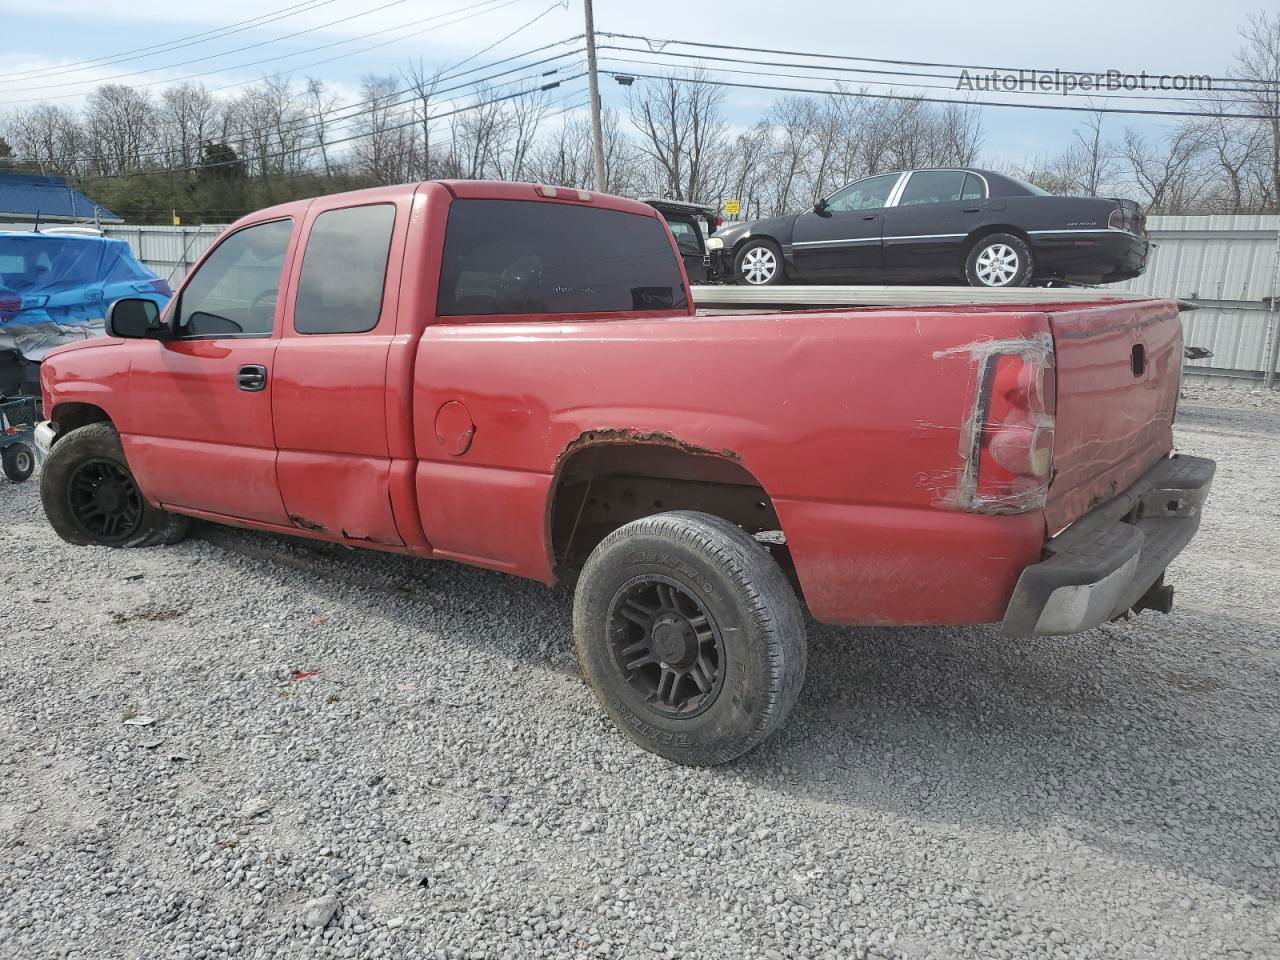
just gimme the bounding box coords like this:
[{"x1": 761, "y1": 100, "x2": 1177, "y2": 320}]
[
  {"x1": 1108, "y1": 208, "x2": 1125, "y2": 230},
  {"x1": 970, "y1": 348, "x2": 1056, "y2": 512}
]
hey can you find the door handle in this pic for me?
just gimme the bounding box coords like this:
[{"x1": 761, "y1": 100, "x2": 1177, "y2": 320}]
[
  {"x1": 237, "y1": 365, "x2": 267, "y2": 392},
  {"x1": 862, "y1": 215, "x2": 879, "y2": 221},
  {"x1": 962, "y1": 206, "x2": 982, "y2": 213}
]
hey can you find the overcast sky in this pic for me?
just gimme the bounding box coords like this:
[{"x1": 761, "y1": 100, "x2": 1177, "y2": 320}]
[{"x1": 0, "y1": 0, "x2": 1269, "y2": 169}]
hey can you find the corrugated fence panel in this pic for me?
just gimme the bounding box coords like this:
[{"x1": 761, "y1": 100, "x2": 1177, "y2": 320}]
[
  {"x1": 1112, "y1": 215, "x2": 1280, "y2": 380},
  {"x1": 92, "y1": 217, "x2": 1280, "y2": 381},
  {"x1": 102, "y1": 224, "x2": 225, "y2": 285}
]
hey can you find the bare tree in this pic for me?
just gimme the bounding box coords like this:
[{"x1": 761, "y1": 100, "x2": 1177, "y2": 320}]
[
  {"x1": 1018, "y1": 110, "x2": 1117, "y2": 197},
  {"x1": 305, "y1": 78, "x2": 341, "y2": 178},
  {"x1": 159, "y1": 83, "x2": 221, "y2": 170},
  {"x1": 3, "y1": 104, "x2": 84, "y2": 175},
  {"x1": 726, "y1": 121, "x2": 773, "y2": 219},
  {"x1": 627, "y1": 70, "x2": 729, "y2": 201},
  {"x1": 403, "y1": 59, "x2": 441, "y2": 180},
  {"x1": 351, "y1": 74, "x2": 417, "y2": 185},
  {"x1": 448, "y1": 84, "x2": 511, "y2": 180},
  {"x1": 491, "y1": 88, "x2": 549, "y2": 181},
  {"x1": 1232, "y1": 11, "x2": 1280, "y2": 211},
  {"x1": 83, "y1": 84, "x2": 158, "y2": 175},
  {"x1": 1122, "y1": 124, "x2": 1212, "y2": 213},
  {"x1": 767, "y1": 97, "x2": 818, "y2": 215},
  {"x1": 227, "y1": 76, "x2": 315, "y2": 186}
]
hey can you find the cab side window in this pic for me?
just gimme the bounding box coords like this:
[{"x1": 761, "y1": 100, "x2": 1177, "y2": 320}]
[
  {"x1": 294, "y1": 204, "x2": 396, "y2": 335},
  {"x1": 177, "y1": 219, "x2": 292, "y2": 339}
]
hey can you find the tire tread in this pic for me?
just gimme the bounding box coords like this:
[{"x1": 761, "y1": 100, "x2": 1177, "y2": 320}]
[{"x1": 573, "y1": 510, "x2": 806, "y2": 765}]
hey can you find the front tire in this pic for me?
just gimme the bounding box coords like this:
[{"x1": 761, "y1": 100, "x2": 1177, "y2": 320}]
[
  {"x1": 1, "y1": 443, "x2": 35, "y2": 482},
  {"x1": 573, "y1": 511, "x2": 807, "y2": 766},
  {"x1": 734, "y1": 238, "x2": 785, "y2": 286},
  {"x1": 40, "y1": 422, "x2": 190, "y2": 547},
  {"x1": 966, "y1": 233, "x2": 1033, "y2": 287}
]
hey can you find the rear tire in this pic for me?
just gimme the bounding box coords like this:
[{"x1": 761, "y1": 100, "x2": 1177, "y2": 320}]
[
  {"x1": 2, "y1": 443, "x2": 34, "y2": 482},
  {"x1": 965, "y1": 233, "x2": 1033, "y2": 287},
  {"x1": 573, "y1": 511, "x2": 806, "y2": 766},
  {"x1": 734, "y1": 238, "x2": 785, "y2": 286},
  {"x1": 40, "y1": 422, "x2": 190, "y2": 548}
]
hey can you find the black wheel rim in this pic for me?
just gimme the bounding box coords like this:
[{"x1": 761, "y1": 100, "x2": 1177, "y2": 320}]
[
  {"x1": 606, "y1": 574, "x2": 725, "y2": 719},
  {"x1": 65, "y1": 458, "x2": 145, "y2": 543}
]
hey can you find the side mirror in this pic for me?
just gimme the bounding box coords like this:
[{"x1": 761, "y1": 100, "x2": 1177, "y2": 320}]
[
  {"x1": 812, "y1": 199, "x2": 831, "y2": 217},
  {"x1": 106, "y1": 298, "x2": 166, "y2": 340}
]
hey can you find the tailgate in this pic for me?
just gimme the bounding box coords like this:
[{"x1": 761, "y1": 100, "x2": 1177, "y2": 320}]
[{"x1": 1045, "y1": 299, "x2": 1182, "y2": 534}]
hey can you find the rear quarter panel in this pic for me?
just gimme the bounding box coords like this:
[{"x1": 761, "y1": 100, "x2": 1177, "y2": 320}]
[{"x1": 412, "y1": 307, "x2": 1053, "y2": 625}]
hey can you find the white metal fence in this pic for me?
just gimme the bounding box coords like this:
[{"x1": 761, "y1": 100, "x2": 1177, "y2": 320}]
[
  {"x1": 1114, "y1": 215, "x2": 1280, "y2": 387},
  {"x1": 103, "y1": 216, "x2": 1280, "y2": 387},
  {"x1": 102, "y1": 223, "x2": 225, "y2": 286}
]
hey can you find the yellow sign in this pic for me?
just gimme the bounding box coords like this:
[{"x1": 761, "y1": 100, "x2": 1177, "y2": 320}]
[
  {"x1": 723, "y1": 200, "x2": 740, "y2": 216},
  {"x1": 172, "y1": 212, "x2": 181, "y2": 226}
]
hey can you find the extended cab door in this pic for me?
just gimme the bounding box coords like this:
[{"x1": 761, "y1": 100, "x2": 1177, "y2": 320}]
[
  {"x1": 790, "y1": 173, "x2": 902, "y2": 279},
  {"x1": 124, "y1": 218, "x2": 296, "y2": 524},
  {"x1": 271, "y1": 197, "x2": 408, "y2": 545}
]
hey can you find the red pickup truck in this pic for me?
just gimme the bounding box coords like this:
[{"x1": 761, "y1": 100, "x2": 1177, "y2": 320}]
[{"x1": 34, "y1": 181, "x2": 1214, "y2": 765}]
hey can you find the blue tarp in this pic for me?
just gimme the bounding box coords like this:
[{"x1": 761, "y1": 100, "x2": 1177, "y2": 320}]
[{"x1": 0, "y1": 231, "x2": 171, "y2": 361}]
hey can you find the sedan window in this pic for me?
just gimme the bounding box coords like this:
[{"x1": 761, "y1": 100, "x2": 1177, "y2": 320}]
[
  {"x1": 962, "y1": 174, "x2": 986, "y2": 200},
  {"x1": 897, "y1": 171, "x2": 968, "y2": 207},
  {"x1": 825, "y1": 174, "x2": 900, "y2": 212}
]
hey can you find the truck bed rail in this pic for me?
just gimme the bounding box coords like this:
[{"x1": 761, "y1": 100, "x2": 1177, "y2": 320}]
[{"x1": 689, "y1": 284, "x2": 1165, "y2": 310}]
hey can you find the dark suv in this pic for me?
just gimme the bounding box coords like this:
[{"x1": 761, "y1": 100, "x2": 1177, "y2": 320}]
[{"x1": 641, "y1": 198, "x2": 721, "y2": 283}]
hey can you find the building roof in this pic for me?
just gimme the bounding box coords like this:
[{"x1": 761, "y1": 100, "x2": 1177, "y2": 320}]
[{"x1": 0, "y1": 172, "x2": 122, "y2": 224}]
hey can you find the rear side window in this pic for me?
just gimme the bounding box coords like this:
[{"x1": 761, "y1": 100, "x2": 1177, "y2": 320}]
[
  {"x1": 295, "y1": 204, "x2": 396, "y2": 334},
  {"x1": 962, "y1": 173, "x2": 986, "y2": 200},
  {"x1": 897, "y1": 170, "x2": 968, "y2": 206},
  {"x1": 438, "y1": 199, "x2": 688, "y2": 316}
]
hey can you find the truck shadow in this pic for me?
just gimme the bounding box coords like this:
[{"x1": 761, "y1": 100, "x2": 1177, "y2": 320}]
[{"x1": 194, "y1": 522, "x2": 1278, "y2": 903}]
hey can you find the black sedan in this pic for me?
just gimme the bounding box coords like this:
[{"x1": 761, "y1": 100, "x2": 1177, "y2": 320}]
[{"x1": 708, "y1": 168, "x2": 1149, "y2": 287}]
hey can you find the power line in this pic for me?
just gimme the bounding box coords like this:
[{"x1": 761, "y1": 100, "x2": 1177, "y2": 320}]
[
  {"x1": 0, "y1": 0, "x2": 533, "y2": 106},
  {"x1": 601, "y1": 32, "x2": 1280, "y2": 90},
  {"x1": 0, "y1": 0, "x2": 343, "y2": 81},
  {"x1": 597, "y1": 46, "x2": 1271, "y2": 106},
  {"x1": 607, "y1": 69, "x2": 1278, "y2": 121},
  {"x1": 1, "y1": 0, "x2": 423, "y2": 95}
]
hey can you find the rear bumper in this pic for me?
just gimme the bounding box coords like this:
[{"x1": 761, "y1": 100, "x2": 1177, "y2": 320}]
[
  {"x1": 1031, "y1": 230, "x2": 1149, "y2": 283},
  {"x1": 1002, "y1": 453, "x2": 1215, "y2": 637}
]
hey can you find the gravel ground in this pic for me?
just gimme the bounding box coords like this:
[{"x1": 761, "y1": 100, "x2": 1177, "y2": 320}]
[{"x1": 1, "y1": 396, "x2": 1278, "y2": 960}]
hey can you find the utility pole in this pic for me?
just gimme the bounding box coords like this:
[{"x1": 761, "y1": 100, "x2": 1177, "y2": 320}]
[{"x1": 583, "y1": 0, "x2": 607, "y2": 193}]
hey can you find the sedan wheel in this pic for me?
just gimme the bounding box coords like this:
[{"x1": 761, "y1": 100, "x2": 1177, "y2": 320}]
[
  {"x1": 976, "y1": 244, "x2": 1019, "y2": 285},
  {"x1": 734, "y1": 239, "x2": 784, "y2": 285},
  {"x1": 965, "y1": 233, "x2": 1033, "y2": 288}
]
